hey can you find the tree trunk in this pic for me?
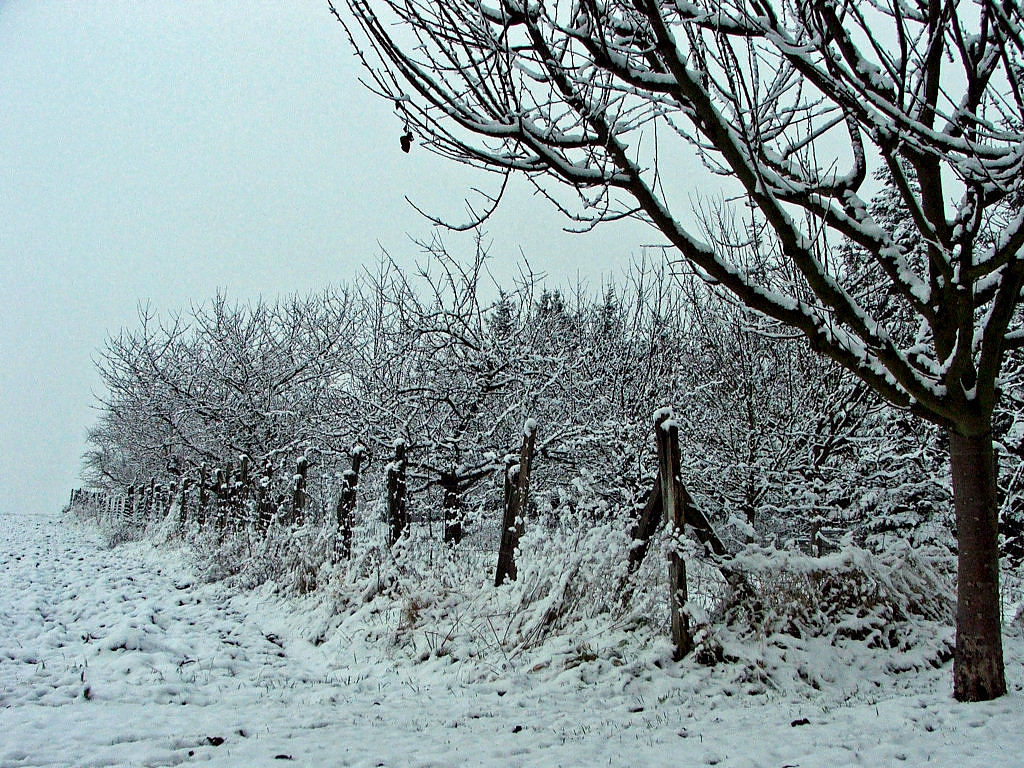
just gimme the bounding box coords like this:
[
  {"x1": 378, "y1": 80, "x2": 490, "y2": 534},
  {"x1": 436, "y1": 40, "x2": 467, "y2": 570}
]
[
  {"x1": 949, "y1": 428, "x2": 1006, "y2": 702},
  {"x1": 441, "y1": 471, "x2": 463, "y2": 545}
]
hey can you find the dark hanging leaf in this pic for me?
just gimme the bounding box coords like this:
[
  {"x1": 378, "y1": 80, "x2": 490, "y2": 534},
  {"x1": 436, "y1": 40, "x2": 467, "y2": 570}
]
[{"x1": 401, "y1": 132, "x2": 413, "y2": 153}]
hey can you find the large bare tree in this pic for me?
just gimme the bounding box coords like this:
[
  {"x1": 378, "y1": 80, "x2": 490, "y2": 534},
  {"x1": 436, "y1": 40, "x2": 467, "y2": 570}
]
[{"x1": 338, "y1": 0, "x2": 1024, "y2": 700}]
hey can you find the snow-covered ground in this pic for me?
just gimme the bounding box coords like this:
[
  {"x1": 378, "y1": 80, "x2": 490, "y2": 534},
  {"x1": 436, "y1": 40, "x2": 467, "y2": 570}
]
[{"x1": 2, "y1": 509, "x2": 1023, "y2": 768}]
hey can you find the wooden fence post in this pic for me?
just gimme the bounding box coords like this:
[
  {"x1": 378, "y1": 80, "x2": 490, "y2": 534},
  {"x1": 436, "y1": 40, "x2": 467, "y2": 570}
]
[
  {"x1": 238, "y1": 455, "x2": 252, "y2": 529},
  {"x1": 337, "y1": 444, "x2": 365, "y2": 559},
  {"x1": 215, "y1": 467, "x2": 228, "y2": 535},
  {"x1": 256, "y1": 460, "x2": 274, "y2": 532},
  {"x1": 387, "y1": 439, "x2": 408, "y2": 546},
  {"x1": 197, "y1": 464, "x2": 208, "y2": 529},
  {"x1": 655, "y1": 408, "x2": 693, "y2": 661},
  {"x1": 125, "y1": 485, "x2": 135, "y2": 527},
  {"x1": 495, "y1": 418, "x2": 537, "y2": 587},
  {"x1": 147, "y1": 479, "x2": 157, "y2": 523},
  {"x1": 292, "y1": 455, "x2": 309, "y2": 526},
  {"x1": 167, "y1": 480, "x2": 177, "y2": 529},
  {"x1": 178, "y1": 476, "x2": 189, "y2": 532},
  {"x1": 627, "y1": 482, "x2": 663, "y2": 573}
]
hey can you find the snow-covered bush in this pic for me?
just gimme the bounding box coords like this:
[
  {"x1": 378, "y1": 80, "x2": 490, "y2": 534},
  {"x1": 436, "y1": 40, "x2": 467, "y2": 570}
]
[{"x1": 713, "y1": 543, "x2": 955, "y2": 663}]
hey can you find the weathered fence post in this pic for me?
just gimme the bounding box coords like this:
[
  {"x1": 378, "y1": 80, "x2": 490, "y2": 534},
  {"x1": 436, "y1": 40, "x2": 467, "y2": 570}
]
[
  {"x1": 124, "y1": 485, "x2": 135, "y2": 527},
  {"x1": 147, "y1": 479, "x2": 157, "y2": 524},
  {"x1": 387, "y1": 439, "x2": 408, "y2": 546},
  {"x1": 292, "y1": 455, "x2": 309, "y2": 526},
  {"x1": 197, "y1": 464, "x2": 208, "y2": 529},
  {"x1": 167, "y1": 480, "x2": 177, "y2": 529},
  {"x1": 336, "y1": 444, "x2": 365, "y2": 559},
  {"x1": 238, "y1": 455, "x2": 252, "y2": 529},
  {"x1": 256, "y1": 460, "x2": 274, "y2": 532},
  {"x1": 178, "y1": 476, "x2": 189, "y2": 532},
  {"x1": 215, "y1": 467, "x2": 229, "y2": 535},
  {"x1": 655, "y1": 408, "x2": 693, "y2": 661},
  {"x1": 627, "y1": 481, "x2": 663, "y2": 573},
  {"x1": 495, "y1": 418, "x2": 537, "y2": 587}
]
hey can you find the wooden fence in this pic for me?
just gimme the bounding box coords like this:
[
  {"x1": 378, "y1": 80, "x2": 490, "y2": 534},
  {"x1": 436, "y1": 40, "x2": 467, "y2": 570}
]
[{"x1": 68, "y1": 409, "x2": 748, "y2": 659}]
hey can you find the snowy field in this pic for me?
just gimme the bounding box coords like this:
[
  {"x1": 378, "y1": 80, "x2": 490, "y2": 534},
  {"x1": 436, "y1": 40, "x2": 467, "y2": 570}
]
[{"x1": 2, "y1": 509, "x2": 1023, "y2": 767}]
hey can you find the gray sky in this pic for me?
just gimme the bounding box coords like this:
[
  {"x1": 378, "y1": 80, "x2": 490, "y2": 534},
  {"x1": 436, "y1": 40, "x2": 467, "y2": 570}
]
[{"x1": 0, "y1": 1, "x2": 651, "y2": 516}]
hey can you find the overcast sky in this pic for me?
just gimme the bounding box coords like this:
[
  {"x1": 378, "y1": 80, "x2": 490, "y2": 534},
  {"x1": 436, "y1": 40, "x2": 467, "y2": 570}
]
[{"x1": 0, "y1": 1, "x2": 655, "y2": 516}]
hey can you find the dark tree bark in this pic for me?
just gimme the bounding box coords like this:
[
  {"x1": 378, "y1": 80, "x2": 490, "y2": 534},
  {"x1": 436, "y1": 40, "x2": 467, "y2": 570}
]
[
  {"x1": 441, "y1": 471, "x2": 463, "y2": 545},
  {"x1": 950, "y1": 428, "x2": 1007, "y2": 701}
]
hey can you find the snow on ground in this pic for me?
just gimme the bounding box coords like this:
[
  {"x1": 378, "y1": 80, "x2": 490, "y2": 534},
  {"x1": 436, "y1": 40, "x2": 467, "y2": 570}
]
[{"x1": 2, "y1": 509, "x2": 1023, "y2": 768}]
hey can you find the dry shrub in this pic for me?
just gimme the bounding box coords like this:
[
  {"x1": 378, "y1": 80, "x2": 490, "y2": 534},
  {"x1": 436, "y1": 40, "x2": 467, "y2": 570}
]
[{"x1": 718, "y1": 542, "x2": 955, "y2": 651}]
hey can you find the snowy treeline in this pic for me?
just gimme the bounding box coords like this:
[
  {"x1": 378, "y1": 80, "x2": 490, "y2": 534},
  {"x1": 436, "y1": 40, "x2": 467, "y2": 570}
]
[
  {"x1": 80, "y1": 246, "x2": 933, "y2": 555},
  {"x1": 69, "y1": 236, "x2": 1024, "y2": 684}
]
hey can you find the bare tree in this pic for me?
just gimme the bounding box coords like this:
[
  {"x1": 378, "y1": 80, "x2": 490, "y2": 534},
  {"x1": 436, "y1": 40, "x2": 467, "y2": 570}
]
[{"x1": 339, "y1": 0, "x2": 1024, "y2": 700}]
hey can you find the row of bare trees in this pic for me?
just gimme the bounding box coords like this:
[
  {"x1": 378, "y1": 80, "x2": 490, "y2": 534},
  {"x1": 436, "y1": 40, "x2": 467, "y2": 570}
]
[
  {"x1": 85, "y1": 245, "x2": 903, "y2": 559},
  {"x1": 79, "y1": 238, "x2": 1024, "y2": 662}
]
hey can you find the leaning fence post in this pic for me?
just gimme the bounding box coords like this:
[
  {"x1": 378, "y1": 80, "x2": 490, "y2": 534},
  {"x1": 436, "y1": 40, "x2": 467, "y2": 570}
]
[
  {"x1": 655, "y1": 407, "x2": 693, "y2": 661},
  {"x1": 495, "y1": 418, "x2": 537, "y2": 587},
  {"x1": 387, "y1": 439, "x2": 408, "y2": 546}
]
